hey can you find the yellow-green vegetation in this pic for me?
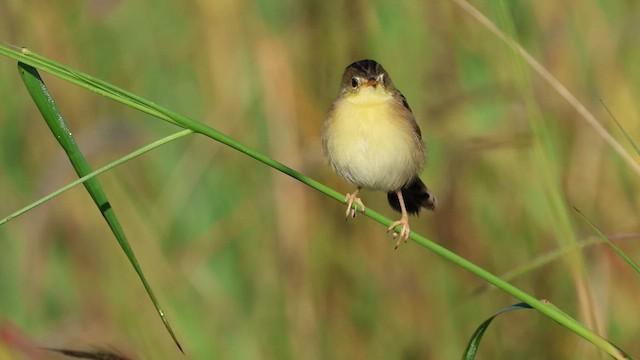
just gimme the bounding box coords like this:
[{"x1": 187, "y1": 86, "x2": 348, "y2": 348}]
[{"x1": 0, "y1": 1, "x2": 638, "y2": 359}]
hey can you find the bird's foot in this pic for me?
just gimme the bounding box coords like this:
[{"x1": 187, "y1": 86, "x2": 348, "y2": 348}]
[
  {"x1": 387, "y1": 215, "x2": 410, "y2": 249},
  {"x1": 344, "y1": 192, "x2": 366, "y2": 219}
]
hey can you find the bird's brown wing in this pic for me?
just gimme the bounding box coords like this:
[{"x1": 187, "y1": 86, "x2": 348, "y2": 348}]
[{"x1": 396, "y1": 92, "x2": 422, "y2": 139}]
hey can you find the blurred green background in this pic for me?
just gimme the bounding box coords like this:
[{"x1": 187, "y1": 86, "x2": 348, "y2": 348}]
[{"x1": 1, "y1": 0, "x2": 639, "y2": 359}]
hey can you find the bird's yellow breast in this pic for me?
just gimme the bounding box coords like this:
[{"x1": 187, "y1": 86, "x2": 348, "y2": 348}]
[{"x1": 322, "y1": 87, "x2": 425, "y2": 191}]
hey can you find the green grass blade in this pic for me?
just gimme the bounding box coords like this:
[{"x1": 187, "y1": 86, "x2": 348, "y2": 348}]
[
  {"x1": 574, "y1": 207, "x2": 640, "y2": 275},
  {"x1": 0, "y1": 43, "x2": 176, "y2": 126},
  {"x1": 42, "y1": 348, "x2": 129, "y2": 360},
  {"x1": 17, "y1": 63, "x2": 183, "y2": 353},
  {"x1": 0, "y1": 129, "x2": 193, "y2": 225},
  {"x1": 0, "y1": 45, "x2": 631, "y2": 359},
  {"x1": 462, "y1": 302, "x2": 533, "y2": 360},
  {"x1": 600, "y1": 99, "x2": 640, "y2": 157}
]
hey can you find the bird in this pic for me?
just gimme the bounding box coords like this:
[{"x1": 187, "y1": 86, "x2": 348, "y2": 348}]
[{"x1": 322, "y1": 59, "x2": 436, "y2": 248}]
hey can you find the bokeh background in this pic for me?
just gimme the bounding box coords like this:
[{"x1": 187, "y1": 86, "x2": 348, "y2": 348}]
[{"x1": 1, "y1": 1, "x2": 639, "y2": 359}]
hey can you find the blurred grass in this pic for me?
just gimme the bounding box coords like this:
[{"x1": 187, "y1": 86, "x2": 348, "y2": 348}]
[{"x1": 1, "y1": 0, "x2": 639, "y2": 359}]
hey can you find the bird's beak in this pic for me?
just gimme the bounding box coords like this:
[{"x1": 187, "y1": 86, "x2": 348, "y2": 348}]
[{"x1": 363, "y1": 78, "x2": 382, "y2": 88}]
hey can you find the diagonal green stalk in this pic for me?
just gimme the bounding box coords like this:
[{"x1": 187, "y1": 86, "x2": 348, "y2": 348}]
[
  {"x1": 0, "y1": 44, "x2": 631, "y2": 359},
  {"x1": 17, "y1": 63, "x2": 183, "y2": 353},
  {"x1": 574, "y1": 207, "x2": 640, "y2": 275},
  {"x1": 0, "y1": 129, "x2": 193, "y2": 225},
  {"x1": 599, "y1": 99, "x2": 640, "y2": 156}
]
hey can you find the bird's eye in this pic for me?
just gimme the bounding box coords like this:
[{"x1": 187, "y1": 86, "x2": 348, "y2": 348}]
[{"x1": 351, "y1": 77, "x2": 358, "y2": 88}]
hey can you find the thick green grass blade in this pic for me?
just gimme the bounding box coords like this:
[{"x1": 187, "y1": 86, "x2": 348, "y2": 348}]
[
  {"x1": 17, "y1": 63, "x2": 183, "y2": 353},
  {"x1": 0, "y1": 45, "x2": 631, "y2": 359},
  {"x1": 462, "y1": 302, "x2": 533, "y2": 360},
  {"x1": 574, "y1": 207, "x2": 640, "y2": 275}
]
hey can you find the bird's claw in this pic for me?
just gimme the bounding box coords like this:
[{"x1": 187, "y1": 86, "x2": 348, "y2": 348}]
[
  {"x1": 344, "y1": 192, "x2": 365, "y2": 219},
  {"x1": 387, "y1": 217, "x2": 410, "y2": 249}
]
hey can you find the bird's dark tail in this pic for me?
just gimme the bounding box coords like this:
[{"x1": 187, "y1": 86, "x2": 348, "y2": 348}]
[{"x1": 387, "y1": 178, "x2": 437, "y2": 215}]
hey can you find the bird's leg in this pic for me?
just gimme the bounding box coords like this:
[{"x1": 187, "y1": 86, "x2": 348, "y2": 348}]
[
  {"x1": 387, "y1": 189, "x2": 411, "y2": 248},
  {"x1": 344, "y1": 187, "x2": 365, "y2": 219}
]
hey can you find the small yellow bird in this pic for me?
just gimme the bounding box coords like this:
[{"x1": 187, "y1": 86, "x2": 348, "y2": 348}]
[{"x1": 322, "y1": 59, "x2": 436, "y2": 247}]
